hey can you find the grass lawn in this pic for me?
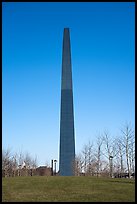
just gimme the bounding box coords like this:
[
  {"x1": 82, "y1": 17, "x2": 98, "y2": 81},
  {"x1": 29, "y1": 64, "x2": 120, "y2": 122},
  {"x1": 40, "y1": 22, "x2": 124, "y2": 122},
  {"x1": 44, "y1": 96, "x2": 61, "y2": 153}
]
[{"x1": 2, "y1": 176, "x2": 135, "y2": 202}]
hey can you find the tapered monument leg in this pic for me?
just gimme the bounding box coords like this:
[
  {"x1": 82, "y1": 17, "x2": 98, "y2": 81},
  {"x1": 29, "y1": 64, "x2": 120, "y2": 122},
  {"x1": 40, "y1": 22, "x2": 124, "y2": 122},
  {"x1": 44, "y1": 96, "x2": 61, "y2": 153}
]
[{"x1": 59, "y1": 28, "x2": 75, "y2": 176}]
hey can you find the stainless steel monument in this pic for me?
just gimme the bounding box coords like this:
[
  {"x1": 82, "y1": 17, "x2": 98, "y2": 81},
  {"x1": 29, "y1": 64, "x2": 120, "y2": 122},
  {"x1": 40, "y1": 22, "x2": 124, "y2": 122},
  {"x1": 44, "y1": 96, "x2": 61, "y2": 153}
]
[{"x1": 59, "y1": 28, "x2": 75, "y2": 176}]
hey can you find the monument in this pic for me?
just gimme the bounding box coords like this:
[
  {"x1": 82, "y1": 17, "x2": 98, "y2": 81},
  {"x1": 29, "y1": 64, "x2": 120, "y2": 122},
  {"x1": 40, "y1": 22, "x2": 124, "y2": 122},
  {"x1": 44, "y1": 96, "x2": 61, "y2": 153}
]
[{"x1": 59, "y1": 28, "x2": 75, "y2": 176}]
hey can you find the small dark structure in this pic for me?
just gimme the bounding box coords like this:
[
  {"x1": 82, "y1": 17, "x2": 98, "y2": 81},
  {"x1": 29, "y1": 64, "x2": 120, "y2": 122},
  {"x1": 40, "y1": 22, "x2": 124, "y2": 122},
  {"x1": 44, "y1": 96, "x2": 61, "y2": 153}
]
[{"x1": 36, "y1": 166, "x2": 52, "y2": 176}]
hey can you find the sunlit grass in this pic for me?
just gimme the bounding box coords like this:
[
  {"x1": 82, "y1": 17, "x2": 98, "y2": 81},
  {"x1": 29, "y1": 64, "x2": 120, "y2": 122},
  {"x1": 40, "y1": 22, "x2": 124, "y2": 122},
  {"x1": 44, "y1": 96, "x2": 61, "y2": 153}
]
[{"x1": 2, "y1": 176, "x2": 135, "y2": 202}]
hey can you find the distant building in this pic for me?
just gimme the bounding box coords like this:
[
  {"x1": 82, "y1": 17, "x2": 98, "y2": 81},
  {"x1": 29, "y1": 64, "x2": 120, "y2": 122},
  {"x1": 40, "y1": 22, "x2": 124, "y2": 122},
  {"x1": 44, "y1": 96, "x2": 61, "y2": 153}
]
[{"x1": 36, "y1": 166, "x2": 52, "y2": 176}]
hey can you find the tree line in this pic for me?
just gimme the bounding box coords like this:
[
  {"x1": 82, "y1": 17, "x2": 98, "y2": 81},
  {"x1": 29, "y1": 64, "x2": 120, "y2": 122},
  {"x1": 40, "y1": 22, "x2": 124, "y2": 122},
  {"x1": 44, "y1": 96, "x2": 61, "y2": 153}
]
[
  {"x1": 2, "y1": 149, "x2": 38, "y2": 177},
  {"x1": 74, "y1": 123, "x2": 135, "y2": 178}
]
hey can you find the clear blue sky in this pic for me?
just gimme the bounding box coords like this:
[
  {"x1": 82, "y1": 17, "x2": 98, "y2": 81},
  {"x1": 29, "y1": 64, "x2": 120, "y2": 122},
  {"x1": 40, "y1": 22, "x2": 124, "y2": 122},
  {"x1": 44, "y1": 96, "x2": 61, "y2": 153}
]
[{"x1": 2, "y1": 2, "x2": 135, "y2": 170}]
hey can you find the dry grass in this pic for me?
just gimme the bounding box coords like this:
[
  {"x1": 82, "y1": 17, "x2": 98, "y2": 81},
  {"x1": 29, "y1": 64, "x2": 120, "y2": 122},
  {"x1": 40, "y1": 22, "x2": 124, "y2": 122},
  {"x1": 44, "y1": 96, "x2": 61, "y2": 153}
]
[{"x1": 2, "y1": 176, "x2": 135, "y2": 202}]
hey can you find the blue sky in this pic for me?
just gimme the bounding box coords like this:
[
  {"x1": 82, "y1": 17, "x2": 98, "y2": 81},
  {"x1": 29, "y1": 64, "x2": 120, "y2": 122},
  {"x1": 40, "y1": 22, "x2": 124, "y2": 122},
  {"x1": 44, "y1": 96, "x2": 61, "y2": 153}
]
[{"x1": 2, "y1": 2, "x2": 135, "y2": 170}]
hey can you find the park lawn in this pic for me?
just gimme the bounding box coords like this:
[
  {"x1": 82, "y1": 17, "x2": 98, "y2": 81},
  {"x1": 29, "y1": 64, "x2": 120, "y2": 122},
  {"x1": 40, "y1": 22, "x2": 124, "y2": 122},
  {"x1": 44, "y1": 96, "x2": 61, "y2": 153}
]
[{"x1": 2, "y1": 176, "x2": 135, "y2": 202}]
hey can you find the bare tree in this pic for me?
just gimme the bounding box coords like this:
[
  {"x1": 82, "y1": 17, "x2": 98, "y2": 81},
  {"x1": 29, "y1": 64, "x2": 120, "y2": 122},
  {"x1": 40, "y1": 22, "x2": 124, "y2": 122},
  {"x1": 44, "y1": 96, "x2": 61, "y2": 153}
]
[
  {"x1": 82, "y1": 144, "x2": 88, "y2": 175},
  {"x1": 81, "y1": 141, "x2": 94, "y2": 176},
  {"x1": 18, "y1": 150, "x2": 24, "y2": 166},
  {"x1": 87, "y1": 141, "x2": 93, "y2": 175},
  {"x1": 74, "y1": 153, "x2": 84, "y2": 176},
  {"x1": 2, "y1": 148, "x2": 13, "y2": 177},
  {"x1": 102, "y1": 131, "x2": 117, "y2": 177},
  {"x1": 114, "y1": 137, "x2": 125, "y2": 176},
  {"x1": 2, "y1": 148, "x2": 10, "y2": 170},
  {"x1": 129, "y1": 140, "x2": 135, "y2": 173},
  {"x1": 94, "y1": 135, "x2": 103, "y2": 177},
  {"x1": 24, "y1": 152, "x2": 33, "y2": 168},
  {"x1": 11, "y1": 152, "x2": 18, "y2": 176},
  {"x1": 32, "y1": 155, "x2": 38, "y2": 169},
  {"x1": 121, "y1": 123, "x2": 135, "y2": 177}
]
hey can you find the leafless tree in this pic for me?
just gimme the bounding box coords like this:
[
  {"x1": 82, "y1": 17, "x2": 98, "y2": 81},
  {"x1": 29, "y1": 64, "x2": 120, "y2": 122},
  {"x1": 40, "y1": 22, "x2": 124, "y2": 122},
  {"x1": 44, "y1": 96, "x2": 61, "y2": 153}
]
[
  {"x1": 11, "y1": 152, "x2": 18, "y2": 176},
  {"x1": 74, "y1": 153, "x2": 84, "y2": 176},
  {"x1": 121, "y1": 123, "x2": 135, "y2": 177},
  {"x1": 24, "y1": 152, "x2": 33, "y2": 168},
  {"x1": 2, "y1": 147, "x2": 13, "y2": 176},
  {"x1": 82, "y1": 143, "x2": 88, "y2": 174},
  {"x1": 32, "y1": 155, "x2": 38, "y2": 169},
  {"x1": 18, "y1": 150, "x2": 24, "y2": 167},
  {"x1": 129, "y1": 140, "x2": 135, "y2": 173},
  {"x1": 2, "y1": 148, "x2": 11, "y2": 170},
  {"x1": 81, "y1": 141, "x2": 94, "y2": 175},
  {"x1": 102, "y1": 131, "x2": 118, "y2": 177},
  {"x1": 114, "y1": 136, "x2": 125, "y2": 175},
  {"x1": 94, "y1": 135, "x2": 103, "y2": 177}
]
